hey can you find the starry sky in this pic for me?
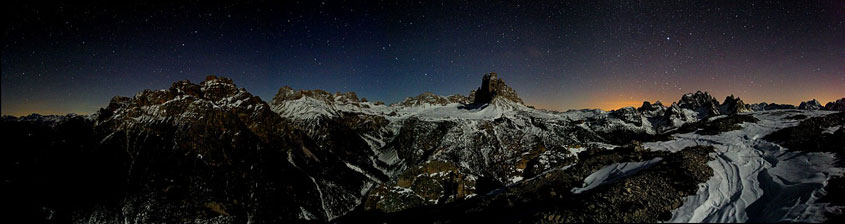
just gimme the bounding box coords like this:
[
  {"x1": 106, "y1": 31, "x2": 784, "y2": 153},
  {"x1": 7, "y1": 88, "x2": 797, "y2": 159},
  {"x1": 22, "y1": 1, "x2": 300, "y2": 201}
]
[{"x1": 3, "y1": 1, "x2": 844, "y2": 116}]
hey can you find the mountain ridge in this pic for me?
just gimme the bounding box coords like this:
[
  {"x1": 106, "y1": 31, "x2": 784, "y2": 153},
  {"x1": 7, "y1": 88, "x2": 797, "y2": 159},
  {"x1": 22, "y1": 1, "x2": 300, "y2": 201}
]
[{"x1": 4, "y1": 73, "x2": 844, "y2": 223}]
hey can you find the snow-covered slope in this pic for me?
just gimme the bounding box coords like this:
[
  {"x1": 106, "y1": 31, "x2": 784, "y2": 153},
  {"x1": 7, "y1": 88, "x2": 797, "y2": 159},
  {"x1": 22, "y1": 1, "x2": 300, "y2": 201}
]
[
  {"x1": 644, "y1": 110, "x2": 842, "y2": 222},
  {"x1": 267, "y1": 73, "x2": 845, "y2": 222},
  {"x1": 571, "y1": 157, "x2": 664, "y2": 194}
]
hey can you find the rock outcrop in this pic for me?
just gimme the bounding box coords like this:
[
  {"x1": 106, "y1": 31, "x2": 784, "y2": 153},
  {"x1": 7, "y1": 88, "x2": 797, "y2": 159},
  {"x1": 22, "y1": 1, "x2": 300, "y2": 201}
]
[
  {"x1": 748, "y1": 103, "x2": 767, "y2": 111},
  {"x1": 825, "y1": 98, "x2": 845, "y2": 111},
  {"x1": 610, "y1": 107, "x2": 644, "y2": 126},
  {"x1": 677, "y1": 91, "x2": 721, "y2": 118},
  {"x1": 470, "y1": 72, "x2": 524, "y2": 106},
  {"x1": 637, "y1": 101, "x2": 664, "y2": 113},
  {"x1": 799, "y1": 99, "x2": 823, "y2": 110},
  {"x1": 719, "y1": 95, "x2": 751, "y2": 115},
  {"x1": 395, "y1": 92, "x2": 469, "y2": 107},
  {"x1": 272, "y1": 86, "x2": 361, "y2": 106}
]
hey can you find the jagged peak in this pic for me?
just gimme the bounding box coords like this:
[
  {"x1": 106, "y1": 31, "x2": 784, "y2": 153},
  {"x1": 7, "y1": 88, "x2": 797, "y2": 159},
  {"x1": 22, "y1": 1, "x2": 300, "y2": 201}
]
[
  {"x1": 269, "y1": 85, "x2": 378, "y2": 121},
  {"x1": 335, "y1": 91, "x2": 360, "y2": 103},
  {"x1": 749, "y1": 102, "x2": 796, "y2": 111},
  {"x1": 394, "y1": 92, "x2": 469, "y2": 107},
  {"x1": 719, "y1": 94, "x2": 750, "y2": 114},
  {"x1": 679, "y1": 91, "x2": 719, "y2": 105},
  {"x1": 98, "y1": 76, "x2": 272, "y2": 127},
  {"x1": 824, "y1": 98, "x2": 845, "y2": 111},
  {"x1": 798, "y1": 99, "x2": 823, "y2": 110},
  {"x1": 203, "y1": 75, "x2": 234, "y2": 85},
  {"x1": 163, "y1": 76, "x2": 248, "y2": 102},
  {"x1": 677, "y1": 90, "x2": 721, "y2": 117},
  {"x1": 271, "y1": 86, "x2": 361, "y2": 106},
  {"x1": 638, "y1": 101, "x2": 666, "y2": 112},
  {"x1": 270, "y1": 72, "x2": 525, "y2": 112},
  {"x1": 612, "y1": 106, "x2": 638, "y2": 112},
  {"x1": 610, "y1": 106, "x2": 644, "y2": 125},
  {"x1": 469, "y1": 72, "x2": 524, "y2": 106}
]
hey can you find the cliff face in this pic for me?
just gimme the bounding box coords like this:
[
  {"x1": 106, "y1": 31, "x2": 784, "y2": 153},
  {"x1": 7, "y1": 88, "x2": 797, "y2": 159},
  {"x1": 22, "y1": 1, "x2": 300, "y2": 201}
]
[
  {"x1": 677, "y1": 91, "x2": 721, "y2": 118},
  {"x1": 719, "y1": 95, "x2": 751, "y2": 115},
  {"x1": 471, "y1": 72, "x2": 524, "y2": 106}
]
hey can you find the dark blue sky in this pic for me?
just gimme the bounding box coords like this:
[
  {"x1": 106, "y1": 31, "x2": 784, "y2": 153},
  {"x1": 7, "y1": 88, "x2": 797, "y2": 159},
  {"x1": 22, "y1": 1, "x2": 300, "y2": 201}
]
[{"x1": 3, "y1": 1, "x2": 844, "y2": 115}]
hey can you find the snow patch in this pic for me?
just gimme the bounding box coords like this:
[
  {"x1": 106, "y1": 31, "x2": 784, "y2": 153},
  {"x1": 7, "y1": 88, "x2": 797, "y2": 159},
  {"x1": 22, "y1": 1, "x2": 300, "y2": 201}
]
[{"x1": 571, "y1": 157, "x2": 662, "y2": 194}]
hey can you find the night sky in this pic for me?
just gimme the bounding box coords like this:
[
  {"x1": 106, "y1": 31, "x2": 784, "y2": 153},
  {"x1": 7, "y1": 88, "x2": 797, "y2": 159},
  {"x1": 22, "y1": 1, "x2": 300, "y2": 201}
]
[{"x1": 3, "y1": 1, "x2": 844, "y2": 116}]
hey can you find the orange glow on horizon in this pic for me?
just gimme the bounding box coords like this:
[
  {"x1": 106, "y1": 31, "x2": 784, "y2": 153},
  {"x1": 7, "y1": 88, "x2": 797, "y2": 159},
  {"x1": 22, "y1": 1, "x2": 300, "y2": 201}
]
[{"x1": 594, "y1": 100, "x2": 646, "y2": 111}]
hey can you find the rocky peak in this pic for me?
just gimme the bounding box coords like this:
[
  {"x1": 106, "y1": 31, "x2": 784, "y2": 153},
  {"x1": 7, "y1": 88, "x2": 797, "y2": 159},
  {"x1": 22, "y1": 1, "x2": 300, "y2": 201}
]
[
  {"x1": 269, "y1": 86, "x2": 369, "y2": 121},
  {"x1": 637, "y1": 101, "x2": 665, "y2": 112},
  {"x1": 273, "y1": 86, "x2": 330, "y2": 102},
  {"x1": 638, "y1": 101, "x2": 654, "y2": 111},
  {"x1": 470, "y1": 72, "x2": 524, "y2": 106},
  {"x1": 447, "y1": 94, "x2": 470, "y2": 105},
  {"x1": 719, "y1": 95, "x2": 750, "y2": 115},
  {"x1": 747, "y1": 102, "x2": 767, "y2": 111},
  {"x1": 335, "y1": 91, "x2": 360, "y2": 103},
  {"x1": 99, "y1": 76, "x2": 272, "y2": 129},
  {"x1": 798, "y1": 99, "x2": 823, "y2": 110},
  {"x1": 199, "y1": 76, "x2": 242, "y2": 101},
  {"x1": 678, "y1": 91, "x2": 721, "y2": 117},
  {"x1": 678, "y1": 91, "x2": 719, "y2": 109},
  {"x1": 204, "y1": 75, "x2": 234, "y2": 85},
  {"x1": 637, "y1": 101, "x2": 667, "y2": 119},
  {"x1": 272, "y1": 86, "x2": 361, "y2": 106},
  {"x1": 395, "y1": 92, "x2": 468, "y2": 107},
  {"x1": 749, "y1": 102, "x2": 796, "y2": 111},
  {"x1": 161, "y1": 76, "x2": 246, "y2": 103},
  {"x1": 610, "y1": 106, "x2": 644, "y2": 126},
  {"x1": 824, "y1": 98, "x2": 845, "y2": 111},
  {"x1": 768, "y1": 103, "x2": 796, "y2": 110},
  {"x1": 660, "y1": 102, "x2": 696, "y2": 125}
]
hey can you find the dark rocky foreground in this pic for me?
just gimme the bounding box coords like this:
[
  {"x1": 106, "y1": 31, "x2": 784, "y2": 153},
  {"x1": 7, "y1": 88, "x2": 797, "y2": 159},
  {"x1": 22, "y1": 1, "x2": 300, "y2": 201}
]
[
  {"x1": 765, "y1": 112, "x2": 845, "y2": 158},
  {"x1": 339, "y1": 144, "x2": 715, "y2": 223}
]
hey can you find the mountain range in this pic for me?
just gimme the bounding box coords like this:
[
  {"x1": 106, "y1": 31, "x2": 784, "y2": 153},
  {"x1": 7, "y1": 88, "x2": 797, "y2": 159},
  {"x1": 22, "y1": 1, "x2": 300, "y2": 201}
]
[{"x1": 3, "y1": 73, "x2": 844, "y2": 223}]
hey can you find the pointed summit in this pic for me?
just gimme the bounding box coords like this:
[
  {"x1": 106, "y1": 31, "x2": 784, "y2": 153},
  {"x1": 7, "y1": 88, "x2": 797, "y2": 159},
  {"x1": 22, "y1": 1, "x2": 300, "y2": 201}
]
[
  {"x1": 470, "y1": 72, "x2": 524, "y2": 106},
  {"x1": 719, "y1": 95, "x2": 750, "y2": 114}
]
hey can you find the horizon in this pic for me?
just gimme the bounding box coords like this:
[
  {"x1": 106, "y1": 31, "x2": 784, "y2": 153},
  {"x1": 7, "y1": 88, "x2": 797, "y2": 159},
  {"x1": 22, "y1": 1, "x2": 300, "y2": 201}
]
[
  {"x1": 3, "y1": 1, "x2": 843, "y2": 116},
  {"x1": 2, "y1": 74, "x2": 842, "y2": 117}
]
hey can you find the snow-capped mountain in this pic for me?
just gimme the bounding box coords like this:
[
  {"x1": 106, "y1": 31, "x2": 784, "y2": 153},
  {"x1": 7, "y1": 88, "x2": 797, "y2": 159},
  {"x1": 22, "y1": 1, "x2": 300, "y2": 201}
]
[{"x1": 4, "y1": 74, "x2": 844, "y2": 223}]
